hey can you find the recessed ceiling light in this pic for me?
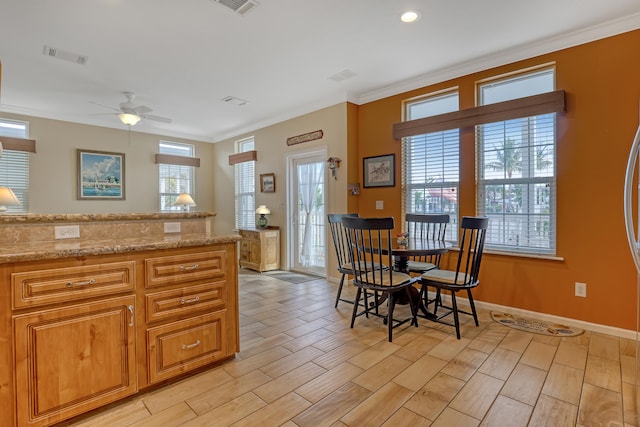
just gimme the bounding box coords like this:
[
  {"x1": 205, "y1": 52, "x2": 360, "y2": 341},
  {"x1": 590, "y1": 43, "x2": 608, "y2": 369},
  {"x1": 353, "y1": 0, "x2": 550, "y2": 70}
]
[{"x1": 400, "y1": 10, "x2": 421, "y2": 23}]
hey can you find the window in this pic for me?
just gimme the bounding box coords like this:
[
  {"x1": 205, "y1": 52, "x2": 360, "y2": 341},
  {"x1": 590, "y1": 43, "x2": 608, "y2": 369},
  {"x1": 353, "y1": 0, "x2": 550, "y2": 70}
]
[
  {"x1": 234, "y1": 137, "x2": 255, "y2": 229},
  {"x1": 477, "y1": 68, "x2": 556, "y2": 255},
  {"x1": 0, "y1": 118, "x2": 29, "y2": 213},
  {"x1": 402, "y1": 91, "x2": 459, "y2": 242},
  {"x1": 158, "y1": 141, "x2": 195, "y2": 211}
]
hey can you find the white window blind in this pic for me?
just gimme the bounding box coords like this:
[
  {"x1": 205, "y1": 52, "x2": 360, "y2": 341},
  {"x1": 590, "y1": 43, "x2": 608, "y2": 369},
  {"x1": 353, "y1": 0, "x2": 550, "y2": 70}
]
[
  {"x1": 402, "y1": 91, "x2": 459, "y2": 242},
  {"x1": 477, "y1": 68, "x2": 556, "y2": 255},
  {"x1": 158, "y1": 141, "x2": 195, "y2": 211},
  {"x1": 234, "y1": 137, "x2": 255, "y2": 229},
  {"x1": 0, "y1": 119, "x2": 29, "y2": 213}
]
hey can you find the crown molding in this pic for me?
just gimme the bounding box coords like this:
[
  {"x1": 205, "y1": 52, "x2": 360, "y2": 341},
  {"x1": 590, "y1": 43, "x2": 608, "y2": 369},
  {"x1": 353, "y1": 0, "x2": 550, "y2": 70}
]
[{"x1": 358, "y1": 12, "x2": 640, "y2": 105}]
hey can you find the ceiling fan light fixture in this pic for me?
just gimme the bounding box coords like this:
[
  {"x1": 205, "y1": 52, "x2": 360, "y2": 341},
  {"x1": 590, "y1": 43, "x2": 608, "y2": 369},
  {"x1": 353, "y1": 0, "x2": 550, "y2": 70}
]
[
  {"x1": 118, "y1": 113, "x2": 141, "y2": 126},
  {"x1": 400, "y1": 10, "x2": 421, "y2": 23}
]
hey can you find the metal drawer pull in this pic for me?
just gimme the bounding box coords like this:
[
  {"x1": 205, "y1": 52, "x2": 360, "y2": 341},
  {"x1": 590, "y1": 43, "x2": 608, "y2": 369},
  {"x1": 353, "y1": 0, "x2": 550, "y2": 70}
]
[
  {"x1": 180, "y1": 296, "x2": 200, "y2": 305},
  {"x1": 179, "y1": 264, "x2": 199, "y2": 271},
  {"x1": 181, "y1": 340, "x2": 201, "y2": 350},
  {"x1": 128, "y1": 305, "x2": 135, "y2": 327},
  {"x1": 66, "y1": 278, "x2": 96, "y2": 287}
]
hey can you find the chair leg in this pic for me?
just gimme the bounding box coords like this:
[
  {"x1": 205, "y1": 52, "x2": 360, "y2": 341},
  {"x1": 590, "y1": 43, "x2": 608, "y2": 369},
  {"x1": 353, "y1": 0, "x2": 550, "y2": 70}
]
[
  {"x1": 350, "y1": 287, "x2": 362, "y2": 328},
  {"x1": 334, "y1": 273, "x2": 346, "y2": 307},
  {"x1": 407, "y1": 287, "x2": 418, "y2": 327},
  {"x1": 451, "y1": 291, "x2": 461, "y2": 339},
  {"x1": 435, "y1": 289, "x2": 442, "y2": 311},
  {"x1": 467, "y1": 289, "x2": 479, "y2": 327},
  {"x1": 387, "y1": 292, "x2": 395, "y2": 342}
]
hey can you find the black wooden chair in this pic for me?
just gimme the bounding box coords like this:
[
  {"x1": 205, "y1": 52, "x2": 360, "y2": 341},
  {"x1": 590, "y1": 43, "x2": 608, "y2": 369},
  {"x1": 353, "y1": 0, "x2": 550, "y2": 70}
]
[
  {"x1": 342, "y1": 216, "x2": 418, "y2": 342},
  {"x1": 328, "y1": 213, "x2": 359, "y2": 307},
  {"x1": 419, "y1": 216, "x2": 489, "y2": 339},
  {"x1": 405, "y1": 213, "x2": 450, "y2": 273}
]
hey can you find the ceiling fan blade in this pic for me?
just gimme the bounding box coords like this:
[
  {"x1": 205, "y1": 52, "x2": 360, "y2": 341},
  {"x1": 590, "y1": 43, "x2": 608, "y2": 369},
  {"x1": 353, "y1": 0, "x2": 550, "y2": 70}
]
[
  {"x1": 143, "y1": 114, "x2": 172, "y2": 124},
  {"x1": 89, "y1": 101, "x2": 121, "y2": 112},
  {"x1": 133, "y1": 105, "x2": 152, "y2": 114}
]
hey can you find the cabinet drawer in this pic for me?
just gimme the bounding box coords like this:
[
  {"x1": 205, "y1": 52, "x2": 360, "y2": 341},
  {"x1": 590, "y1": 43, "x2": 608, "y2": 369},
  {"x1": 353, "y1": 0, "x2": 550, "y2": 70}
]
[
  {"x1": 145, "y1": 281, "x2": 226, "y2": 323},
  {"x1": 239, "y1": 230, "x2": 259, "y2": 240},
  {"x1": 147, "y1": 311, "x2": 227, "y2": 384},
  {"x1": 145, "y1": 251, "x2": 225, "y2": 288},
  {"x1": 12, "y1": 261, "x2": 136, "y2": 309}
]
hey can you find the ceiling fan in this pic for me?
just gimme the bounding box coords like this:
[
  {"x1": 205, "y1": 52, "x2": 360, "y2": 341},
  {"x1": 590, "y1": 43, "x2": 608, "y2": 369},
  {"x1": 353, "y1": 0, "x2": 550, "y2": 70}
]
[{"x1": 92, "y1": 92, "x2": 172, "y2": 126}]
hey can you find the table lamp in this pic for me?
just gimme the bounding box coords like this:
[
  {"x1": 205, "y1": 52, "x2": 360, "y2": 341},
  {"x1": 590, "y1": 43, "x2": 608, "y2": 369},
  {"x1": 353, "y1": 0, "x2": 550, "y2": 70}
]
[
  {"x1": 174, "y1": 193, "x2": 196, "y2": 211},
  {"x1": 255, "y1": 205, "x2": 271, "y2": 228},
  {"x1": 0, "y1": 187, "x2": 21, "y2": 212}
]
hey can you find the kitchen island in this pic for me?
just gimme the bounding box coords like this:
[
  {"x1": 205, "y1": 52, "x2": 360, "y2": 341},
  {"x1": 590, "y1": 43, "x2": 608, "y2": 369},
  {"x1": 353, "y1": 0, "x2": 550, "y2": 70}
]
[{"x1": 0, "y1": 213, "x2": 240, "y2": 427}]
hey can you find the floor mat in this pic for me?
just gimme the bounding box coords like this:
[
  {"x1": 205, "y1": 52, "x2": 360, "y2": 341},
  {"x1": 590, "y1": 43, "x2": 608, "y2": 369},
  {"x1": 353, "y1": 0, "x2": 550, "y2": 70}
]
[
  {"x1": 263, "y1": 271, "x2": 318, "y2": 284},
  {"x1": 491, "y1": 312, "x2": 584, "y2": 337}
]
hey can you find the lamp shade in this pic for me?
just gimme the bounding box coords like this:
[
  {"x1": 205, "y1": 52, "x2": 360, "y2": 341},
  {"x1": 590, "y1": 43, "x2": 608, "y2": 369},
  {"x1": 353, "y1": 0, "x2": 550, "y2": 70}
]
[
  {"x1": 0, "y1": 187, "x2": 21, "y2": 212},
  {"x1": 118, "y1": 113, "x2": 141, "y2": 126},
  {"x1": 174, "y1": 193, "x2": 196, "y2": 211},
  {"x1": 255, "y1": 205, "x2": 271, "y2": 215}
]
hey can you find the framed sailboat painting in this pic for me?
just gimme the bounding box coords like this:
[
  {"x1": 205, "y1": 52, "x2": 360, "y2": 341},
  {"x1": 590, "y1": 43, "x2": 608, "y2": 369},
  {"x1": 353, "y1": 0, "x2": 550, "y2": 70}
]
[{"x1": 77, "y1": 149, "x2": 125, "y2": 200}]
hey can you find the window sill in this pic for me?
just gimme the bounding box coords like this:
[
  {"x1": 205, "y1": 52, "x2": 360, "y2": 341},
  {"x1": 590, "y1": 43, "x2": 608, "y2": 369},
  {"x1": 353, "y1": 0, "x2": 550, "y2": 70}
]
[{"x1": 447, "y1": 247, "x2": 564, "y2": 262}]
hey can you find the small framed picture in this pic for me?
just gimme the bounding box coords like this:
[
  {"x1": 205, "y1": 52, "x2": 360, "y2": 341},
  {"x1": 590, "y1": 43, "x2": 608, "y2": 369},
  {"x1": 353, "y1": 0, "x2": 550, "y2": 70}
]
[
  {"x1": 363, "y1": 154, "x2": 395, "y2": 188},
  {"x1": 77, "y1": 149, "x2": 125, "y2": 200},
  {"x1": 260, "y1": 173, "x2": 275, "y2": 193}
]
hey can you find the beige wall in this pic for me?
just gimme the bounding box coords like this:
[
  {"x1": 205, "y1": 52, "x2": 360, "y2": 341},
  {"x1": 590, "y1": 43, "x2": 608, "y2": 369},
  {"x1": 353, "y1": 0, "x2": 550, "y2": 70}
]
[
  {"x1": 1, "y1": 112, "x2": 215, "y2": 214},
  {"x1": 213, "y1": 103, "x2": 349, "y2": 272}
]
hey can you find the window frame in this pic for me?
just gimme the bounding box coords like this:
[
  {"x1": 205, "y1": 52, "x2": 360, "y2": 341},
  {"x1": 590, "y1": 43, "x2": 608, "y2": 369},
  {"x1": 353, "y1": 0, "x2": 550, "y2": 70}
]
[
  {"x1": 234, "y1": 137, "x2": 255, "y2": 230},
  {"x1": 158, "y1": 141, "x2": 195, "y2": 212},
  {"x1": 0, "y1": 118, "x2": 30, "y2": 213},
  {"x1": 476, "y1": 67, "x2": 557, "y2": 255},
  {"x1": 401, "y1": 89, "x2": 460, "y2": 243}
]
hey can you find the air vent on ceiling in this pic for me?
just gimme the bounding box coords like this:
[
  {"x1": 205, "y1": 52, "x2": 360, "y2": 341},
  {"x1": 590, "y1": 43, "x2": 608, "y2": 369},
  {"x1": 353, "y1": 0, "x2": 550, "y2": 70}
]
[
  {"x1": 212, "y1": 0, "x2": 259, "y2": 15},
  {"x1": 222, "y1": 96, "x2": 248, "y2": 106},
  {"x1": 42, "y1": 45, "x2": 88, "y2": 65}
]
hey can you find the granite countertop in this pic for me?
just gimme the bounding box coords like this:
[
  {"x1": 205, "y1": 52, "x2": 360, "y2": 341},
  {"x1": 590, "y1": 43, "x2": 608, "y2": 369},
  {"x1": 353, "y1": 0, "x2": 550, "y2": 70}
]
[
  {"x1": 0, "y1": 233, "x2": 241, "y2": 263},
  {"x1": 0, "y1": 212, "x2": 216, "y2": 224}
]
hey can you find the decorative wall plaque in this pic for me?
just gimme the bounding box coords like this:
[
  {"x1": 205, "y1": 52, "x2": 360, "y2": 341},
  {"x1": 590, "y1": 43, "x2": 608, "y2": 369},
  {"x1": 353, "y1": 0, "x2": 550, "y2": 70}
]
[{"x1": 286, "y1": 130, "x2": 323, "y2": 146}]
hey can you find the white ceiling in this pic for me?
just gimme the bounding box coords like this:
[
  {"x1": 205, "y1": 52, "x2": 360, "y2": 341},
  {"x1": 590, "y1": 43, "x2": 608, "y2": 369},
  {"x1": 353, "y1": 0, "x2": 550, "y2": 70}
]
[{"x1": 1, "y1": 0, "x2": 639, "y2": 143}]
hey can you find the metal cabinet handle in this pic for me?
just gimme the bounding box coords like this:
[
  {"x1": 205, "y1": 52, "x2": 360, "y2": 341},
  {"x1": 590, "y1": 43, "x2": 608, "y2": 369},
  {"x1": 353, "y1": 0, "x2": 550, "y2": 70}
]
[
  {"x1": 179, "y1": 264, "x2": 199, "y2": 272},
  {"x1": 127, "y1": 305, "x2": 134, "y2": 327},
  {"x1": 66, "y1": 278, "x2": 96, "y2": 287},
  {"x1": 181, "y1": 340, "x2": 201, "y2": 350},
  {"x1": 180, "y1": 296, "x2": 200, "y2": 305}
]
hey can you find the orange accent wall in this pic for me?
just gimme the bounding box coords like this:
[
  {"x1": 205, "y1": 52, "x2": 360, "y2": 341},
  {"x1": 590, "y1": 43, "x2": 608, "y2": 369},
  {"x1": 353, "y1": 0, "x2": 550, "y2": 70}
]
[{"x1": 355, "y1": 30, "x2": 640, "y2": 330}]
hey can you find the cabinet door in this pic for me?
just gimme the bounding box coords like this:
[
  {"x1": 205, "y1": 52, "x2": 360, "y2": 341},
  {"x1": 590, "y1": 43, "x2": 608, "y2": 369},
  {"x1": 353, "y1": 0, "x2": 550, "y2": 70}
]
[
  {"x1": 13, "y1": 296, "x2": 137, "y2": 427},
  {"x1": 248, "y1": 238, "x2": 261, "y2": 264}
]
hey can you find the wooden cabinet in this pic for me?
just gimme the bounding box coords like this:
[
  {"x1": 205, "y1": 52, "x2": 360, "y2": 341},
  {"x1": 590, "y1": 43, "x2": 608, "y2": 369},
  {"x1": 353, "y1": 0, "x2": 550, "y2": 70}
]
[
  {"x1": 10, "y1": 260, "x2": 138, "y2": 427},
  {"x1": 239, "y1": 228, "x2": 280, "y2": 272},
  {"x1": 13, "y1": 296, "x2": 137, "y2": 427},
  {"x1": 143, "y1": 249, "x2": 234, "y2": 385},
  {"x1": 1, "y1": 242, "x2": 239, "y2": 427}
]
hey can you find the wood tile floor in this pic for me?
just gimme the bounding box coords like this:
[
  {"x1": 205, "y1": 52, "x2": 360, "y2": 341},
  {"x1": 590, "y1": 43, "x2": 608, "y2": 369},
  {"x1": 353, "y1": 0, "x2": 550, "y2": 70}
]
[{"x1": 68, "y1": 269, "x2": 640, "y2": 427}]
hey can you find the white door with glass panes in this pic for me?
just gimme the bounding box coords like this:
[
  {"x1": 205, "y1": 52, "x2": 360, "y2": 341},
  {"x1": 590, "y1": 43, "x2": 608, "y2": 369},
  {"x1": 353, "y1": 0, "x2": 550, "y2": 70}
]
[{"x1": 287, "y1": 149, "x2": 326, "y2": 276}]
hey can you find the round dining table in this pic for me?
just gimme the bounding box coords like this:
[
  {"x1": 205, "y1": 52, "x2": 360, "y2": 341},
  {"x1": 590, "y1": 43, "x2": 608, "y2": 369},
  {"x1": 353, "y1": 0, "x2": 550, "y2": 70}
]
[
  {"x1": 389, "y1": 238, "x2": 452, "y2": 273},
  {"x1": 376, "y1": 238, "x2": 452, "y2": 319}
]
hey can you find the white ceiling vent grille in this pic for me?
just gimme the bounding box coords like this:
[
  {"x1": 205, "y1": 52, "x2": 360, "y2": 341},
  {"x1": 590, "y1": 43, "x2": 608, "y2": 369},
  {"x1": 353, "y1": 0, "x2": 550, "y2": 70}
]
[
  {"x1": 212, "y1": 0, "x2": 259, "y2": 15},
  {"x1": 42, "y1": 45, "x2": 88, "y2": 65}
]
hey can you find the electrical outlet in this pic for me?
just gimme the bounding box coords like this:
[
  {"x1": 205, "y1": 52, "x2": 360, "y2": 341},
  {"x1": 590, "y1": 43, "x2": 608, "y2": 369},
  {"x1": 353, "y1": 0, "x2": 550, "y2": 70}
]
[
  {"x1": 164, "y1": 222, "x2": 181, "y2": 233},
  {"x1": 54, "y1": 225, "x2": 80, "y2": 239},
  {"x1": 376, "y1": 200, "x2": 384, "y2": 210},
  {"x1": 575, "y1": 282, "x2": 587, "y2": 297}
]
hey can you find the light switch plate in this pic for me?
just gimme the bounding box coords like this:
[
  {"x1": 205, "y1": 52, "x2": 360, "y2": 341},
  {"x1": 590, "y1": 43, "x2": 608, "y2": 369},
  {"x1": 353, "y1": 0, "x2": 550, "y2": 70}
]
[
  {"x1": 376, "y1": 200, "x2": 384, "y2": 210},
  {"x1": 54, "y1": 225, "x2": 80, "y2": 239},
  {"x1": 164, "y1": 222, "x2": 181, "y2": 233}
]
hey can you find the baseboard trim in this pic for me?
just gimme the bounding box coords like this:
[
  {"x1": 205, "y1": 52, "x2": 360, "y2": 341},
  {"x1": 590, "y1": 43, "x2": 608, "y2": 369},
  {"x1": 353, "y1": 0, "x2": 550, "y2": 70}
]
[{"x1": 429, "y1": 291, "x2": 639, "y2": 341}]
